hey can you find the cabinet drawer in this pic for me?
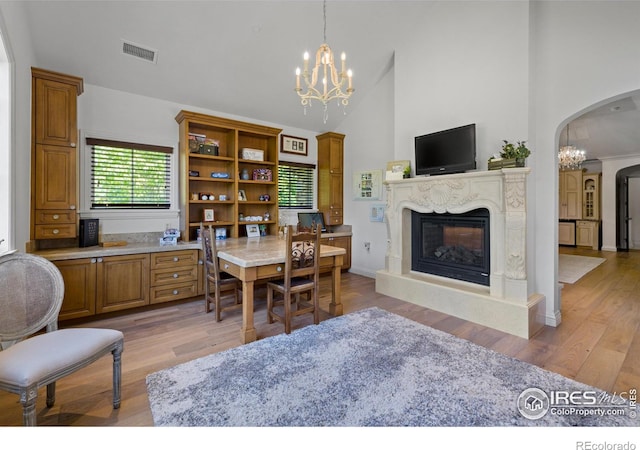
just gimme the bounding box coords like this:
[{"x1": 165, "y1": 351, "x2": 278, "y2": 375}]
[
  {"x1": 327, "y1": 213, "x2": 343, "y2": 225},
  {"x1": 35, "y1": 209, "x2": 76, "y2": 224},
  {"x1": 151, "y1": 250, "x2": 198, "y2": 269},
  {"x1": 150, "y1": 281, "x2": 198, "y2": 304},
  {"x1": 150, "y1": 265, "x2": 198, "y2": 286},
  {"x1": 35, "y1": 223, "x2": 76, "y2": 239}
]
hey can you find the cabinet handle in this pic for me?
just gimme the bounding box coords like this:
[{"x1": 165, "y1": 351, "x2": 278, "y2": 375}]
[
  {"x1": 52, "y1": 229, "x2": 59, "y2": 234},
  {"x1": 173, "y1": 257, "x2": 179, "y2": 262},
  {"x1": 198, "y1": 259, "x2": 203, "y2": 265},
  {"x1": 173, "y1": 273, "x2": 179, "y2": 278},
  {"x1": 224, "y1": 264, "x2": 229, "y2": 269},
  {"x1": 52, "y1": 214, "x2": 59, "y2": 220},
  {"x1": 173, "y1": 289, "x2": 179, "y2": 295},
  {"x1": 276, "y1": 266, "x2": 282, "y2": 272},
  {"x1": 97, "y1": 257, "x2": 103, "y2": 263},
  {"x1": 69, "y1": 205, "x2": 76, "y2": 210},
  {"x1": 70, "y1": 143, "x2": 76, "y2": 148},
  {"x1": 91, "y1": 258, "x2": 97, "y2": 264}
]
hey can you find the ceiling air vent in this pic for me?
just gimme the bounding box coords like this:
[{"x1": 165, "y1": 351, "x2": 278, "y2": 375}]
[{"x1": 121, "y1": 40, "x2": 158, "y2": 64}]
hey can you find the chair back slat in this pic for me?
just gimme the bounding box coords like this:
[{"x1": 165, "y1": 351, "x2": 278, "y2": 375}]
[{"x1": 284, "y1": 224, "x2": 321, "y2": 286}]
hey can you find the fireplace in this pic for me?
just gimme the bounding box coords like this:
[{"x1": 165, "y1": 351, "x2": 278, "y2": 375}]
[
  {"x1": 375, "y1": 169, "x2": 545, "y2": 338},
  {"x1": 411, "y1": 208, "x2": 490, "y2": 286}
]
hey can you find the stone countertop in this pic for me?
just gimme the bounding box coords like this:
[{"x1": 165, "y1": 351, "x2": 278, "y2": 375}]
[
  {"x1": 216, "y1": 236, "x2": 346, "y2": 268},
  {"x1": 35, "y1": 241, "x2": 202, "y2": 261},
  {"x1": 34, "y1": 231, "x2": 352, "y2": 261}
]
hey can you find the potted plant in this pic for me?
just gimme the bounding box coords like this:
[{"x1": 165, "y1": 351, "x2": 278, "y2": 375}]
[{"x1": 488, "y1": 140, "x2": 531, "y2": 170}]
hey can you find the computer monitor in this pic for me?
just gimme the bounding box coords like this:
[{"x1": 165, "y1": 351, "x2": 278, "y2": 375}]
[{"x1": 297, "y1": 212, "x2": 326, "y2": 232}]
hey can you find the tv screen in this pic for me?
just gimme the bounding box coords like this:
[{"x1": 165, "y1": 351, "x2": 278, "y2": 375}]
[{"x1": 414, "y1": 124, "x2": 476, "y2": 176}]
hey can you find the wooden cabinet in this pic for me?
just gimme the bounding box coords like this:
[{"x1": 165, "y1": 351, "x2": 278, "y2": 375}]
[
  {"x1": 558, "y1": 221, "x2": 576, "y2": 246},
  {"x1": 175, "y1": 111, "x2": 282, "y2": 241},
  {"x1": 582, "y1": 173, "x2": 601, "y2": 220},
  {"x1": 320, "y1": 235, "x2": 351, "y2": 271},
  {"x1": 317, "y1": 132, "x2": 344, "y2": 226},
  {"x1": 149, "y1": 250, "x2": 199, "y2": 304},
  {"x1": 55, "y1": 258, "x2": 97, "y2": 320},
  {"x1": 30, "y1": 68, "x2": 83, "y2": 247},
  {"x1": 55, "y1": 249, "x2": 200, "y2": 320},
  {"x1": 559, "y1": 169, "x2": 583, "y2": 220},
  {"x1": 96, "y1": 254, "x2": 150, "y2": 314},
  {"x1": 576, "y1": 220, "x2": 599, "y2": 249},
  {"x1": 55, "y1": 253, "x2": 150, "y2": 318}
]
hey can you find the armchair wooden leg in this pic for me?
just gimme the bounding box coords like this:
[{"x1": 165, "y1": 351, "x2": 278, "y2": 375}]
[
  {"x1": 112, "y1": 343, "x2": 123, "y2": 409},
  {"x1": 21, "y1": 386, "x2": 38, "y2": 426},
  {"x1": 46, "y1": 381, "x2": 56, "y2": 407}
]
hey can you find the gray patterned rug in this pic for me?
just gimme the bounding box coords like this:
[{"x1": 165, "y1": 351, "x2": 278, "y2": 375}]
[{"x1": 146, "y1": 307, "x2": 638, "y2": 427}]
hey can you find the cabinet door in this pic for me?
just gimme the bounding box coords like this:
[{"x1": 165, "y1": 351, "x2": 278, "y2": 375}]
[
  {"x1": 34, "y1": 77, "x2": 78, "y2": 147},
  {"x1": 558, "y1": 222, "x2": 576, "y2": 246},
  {"x1": 563, "y1": 171, "x2": 582, "y2": 220},
  {"x1": 35, "y1": 144, "x2": 77, "y2": 211},
  {"x1": 97, "y1": 254, "x2": 150, "y2": 313},
  {"x1": 576, "y1": 221, "x2": 594, "y2": 247},
  {"x1": 320, "y1": 236, "x2": 351, "y2": 271},
  {"x1": 54, "y1": 258, "x2": 97, "y2": 320}
]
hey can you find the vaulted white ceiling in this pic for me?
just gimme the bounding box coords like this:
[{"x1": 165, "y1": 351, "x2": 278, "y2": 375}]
[{"x1": 16, "y1": 1, "x2": 639, "y2": 160}]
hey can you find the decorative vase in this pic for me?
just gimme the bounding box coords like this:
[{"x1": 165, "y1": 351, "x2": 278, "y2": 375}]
[{"x1": 241, "y1": 169, "x2": 249, "y2": 180}]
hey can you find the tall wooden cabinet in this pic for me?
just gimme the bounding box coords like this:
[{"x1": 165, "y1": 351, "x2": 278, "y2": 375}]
[
  {"x1": 317, "y1": 132, "x2": 344, "y2": 226},
  {"x1": 176, "y1": 111, "x2": 282, "y2": 240},
  {"x1": 559, "y1": 169, "x2": 583, "y2": 220},
  {"x1": 30, "y1": 68, "x2": 83, "y2": 249}
]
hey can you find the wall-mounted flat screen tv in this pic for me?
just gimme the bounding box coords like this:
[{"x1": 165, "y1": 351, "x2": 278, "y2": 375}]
[{"x1": 414, "y1": 123, "x2": 476, "y2": 176}]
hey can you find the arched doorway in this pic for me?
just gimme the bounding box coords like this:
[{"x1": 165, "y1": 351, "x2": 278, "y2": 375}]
[{"x1": 616, "y1": 164, "x2": 640, "y2": 251}]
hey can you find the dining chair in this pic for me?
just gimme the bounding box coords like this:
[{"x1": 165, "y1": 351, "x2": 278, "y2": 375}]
[
  {"x1": 266, "y1": 224, "x2": 321, "y2": 334},
  {"x1": 200, "y1": 223, "x2": 242, "y2": 321},
  {"x1": 0, "y1": 251, "x2": 124, "y2": 426}
]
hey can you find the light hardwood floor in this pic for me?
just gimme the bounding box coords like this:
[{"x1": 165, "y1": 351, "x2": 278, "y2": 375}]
[{"x1": 1, "y1": 247, "x2": 638, "y2": 426}]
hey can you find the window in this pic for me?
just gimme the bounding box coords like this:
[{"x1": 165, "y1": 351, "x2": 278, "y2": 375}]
[
  {"x1": 87, "y1": 138, "x2": 172, "y2": 209},
  {"x1": 278, "y1": 161, "x2": 315, "y2": 209}
]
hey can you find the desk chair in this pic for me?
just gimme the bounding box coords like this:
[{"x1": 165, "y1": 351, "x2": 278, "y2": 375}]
[
  {"x1": 201, "y1": 223, "x2": 242, "y2": 321},
  {"x1": 0, "y1": 251, "x2": 124, "y2": 426},
  {"x1": 266, "y1": 224, "x2": 321, "y2": 334}
]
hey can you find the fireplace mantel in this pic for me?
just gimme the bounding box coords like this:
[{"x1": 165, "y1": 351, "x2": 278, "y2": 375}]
[{"x1": 375, "y1": 169, "x2": 545, "y2": 338}]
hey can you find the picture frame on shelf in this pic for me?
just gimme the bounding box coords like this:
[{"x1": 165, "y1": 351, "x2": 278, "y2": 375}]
[
  {"x1": 246, "y1": 224, "x2": 260, "y2": 238},
  {"x1": 203, "y1": 209, "x2": 215, "y2": 222},
  {"x1": 281, "y1": 135, "x2": 308, "y2": 156},
  {"x1": 238, "y1": 190, "x2": 247, "y2": 201}
]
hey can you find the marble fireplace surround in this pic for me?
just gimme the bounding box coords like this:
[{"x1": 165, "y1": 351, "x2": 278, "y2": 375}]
[{"x1": 375, "y1": 168, "x2": 545, "y2": 338}]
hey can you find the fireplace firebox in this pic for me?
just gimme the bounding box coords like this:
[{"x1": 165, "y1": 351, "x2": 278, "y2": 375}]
[{"x1": 411, "y1": 208, "x2": 490, "y2": 286}]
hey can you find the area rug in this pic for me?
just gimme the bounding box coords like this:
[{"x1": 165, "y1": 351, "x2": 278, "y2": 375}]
[
  {"x1": 146, "y1": 307, "x2": 638, "y2": 427},
  {"x1": 558, "y1": 254, "x2": 606, "y2": 284}
]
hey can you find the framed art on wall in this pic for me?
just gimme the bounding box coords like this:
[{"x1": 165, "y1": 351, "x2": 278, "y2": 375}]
[
  {"x1": 353, "y1": 169, "x2": 383, "y2": 200},
  {"x1": 281, "y1": 135, "x2": 308, "y2": 156}
]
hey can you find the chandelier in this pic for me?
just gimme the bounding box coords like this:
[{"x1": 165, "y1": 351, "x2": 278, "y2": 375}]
[
  {"x1": 558, "y1": 123, "x2": 586, "y2": 170},
  {"x1": 295, "y1": 0, "x2": 354, "y2": 123}
]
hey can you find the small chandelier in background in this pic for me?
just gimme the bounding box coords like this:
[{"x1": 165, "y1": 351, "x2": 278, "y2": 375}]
[
  {"x1": 558, "y1": 123, "x2": 586, "y2": 170},
  {"x1": 295, "y1": 0, "x2": 354, "y2": 123}
]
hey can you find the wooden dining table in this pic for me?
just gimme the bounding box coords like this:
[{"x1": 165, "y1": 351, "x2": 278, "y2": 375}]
[{"x1": 215, "y1": 235, "x2": 346, "y2": 344}]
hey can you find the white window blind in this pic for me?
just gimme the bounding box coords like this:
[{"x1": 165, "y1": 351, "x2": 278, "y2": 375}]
[
  {"x1": 87, "y1": 138, "x2": 172, "y2": 209},
  {"x1": 278, "y1": 161, "x2": 315, "y2": 209}
]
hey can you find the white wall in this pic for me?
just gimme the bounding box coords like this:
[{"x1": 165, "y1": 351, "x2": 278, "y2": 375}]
[
  {"x1": 531, "y1": 0, "x2": 640, "y2": 324},
  {"x1": 0, "y1": 2, "x2": 37, "y2": 252},
  {"x1": 335, "y1": 58, "x2": 395, "y2": 278}
]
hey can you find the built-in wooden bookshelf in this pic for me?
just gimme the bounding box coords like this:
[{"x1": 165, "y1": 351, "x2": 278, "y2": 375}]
[{"x1": 175, "y1": 111, "x2": 282, "y2": 240}]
